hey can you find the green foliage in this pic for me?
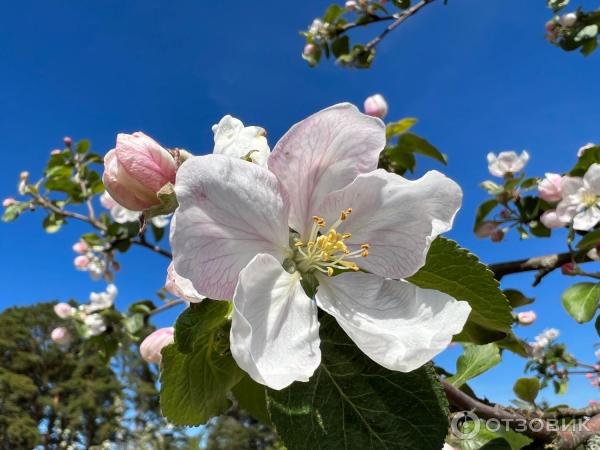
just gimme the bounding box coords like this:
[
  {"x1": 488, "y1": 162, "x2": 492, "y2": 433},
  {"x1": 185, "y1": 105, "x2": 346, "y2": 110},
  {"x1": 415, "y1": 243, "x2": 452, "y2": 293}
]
[
  {"x1": 160, "y1": 301, "x2": 244, "y2": 426},
  {"x1": 232, "y1": 375, "x2": 271, "y2": 425},
  {"x1": 561, "y1": 282, "x2": 600, "y2": 323},
  {"x1": 204, "y1": 409, "x2": 283, "y2": 450},
  {"x1": 267, "y1": 316, "x2": 449, "y2": 450},
  {"x1": 513, "y1": 377, "x2": 540, "y2": 403},
  {"x1": 408, "y1": 238, "x2": 513, "y2": 340},
  {"x1": 447, "y1": 344, "x2": 501, "y2": 388},
  {"x1": 503, "y1": 289, "x2": 534, "y2": 308}
]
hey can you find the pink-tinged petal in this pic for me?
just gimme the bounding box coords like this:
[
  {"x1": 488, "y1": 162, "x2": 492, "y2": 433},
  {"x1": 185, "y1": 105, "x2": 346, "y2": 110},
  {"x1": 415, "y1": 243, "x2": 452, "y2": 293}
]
[
  {"x1": 268, "y1": 103, "x2": 385, "y2": 238},
  {"x1": 115, "y1": 132, "x2": 177, "y2": 192},
  {"x1": 103, "y1": 150, "x2": 157, "y2": 210},
  {"x1": 171, "y1": 155, "x2": 291, "y2": 300},
  {"x1": 231, "y1": 254, "x2": 321, "y2": 390},
  {"x1": 318, "y1": 169, "x2": 462, "y2": 280},
  {"x1": 140, "y1": 327, "x2": 175, "y2": 365},
  {"x1": 165, "y1": 262, "x2": 205, "y2": 303},
  {"x1": 316, "y1": 272, "x2": 470, "y2": 372}
]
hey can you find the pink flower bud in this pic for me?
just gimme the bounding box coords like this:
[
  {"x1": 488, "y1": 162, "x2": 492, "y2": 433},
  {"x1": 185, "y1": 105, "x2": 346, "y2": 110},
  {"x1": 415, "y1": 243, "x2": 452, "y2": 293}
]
[
  {"x1": 587, "y1": 373, "x2": 594, "y2": 379},
  {"x1": 54, "y1": 302, "x2": 75, "y2": 319},
  {"x1": 540, "y1": 210, "x2": 565, "y2": 229},
  {"x1": 595, "y1": 364, "x2": 600, "y2": 371},
  {"x1": 72, "y1": 241, "x2": 88, "y2": 254},
  {"x1": 51, "y1": 327, "x2": 72, "y2": 345},
  {"x1": 475, "y1": 221, "x2": 498, "y2": 238},
  {"x1": 590, "y1": 400, "x2": 599, "y2": 405},
  {"x1": 538, "y1": 173, "x2": 563, "y2": 202},
  {"x1": 63, "y1": 136, "x2": 72, "y2": 147},
  {"x1": 102, "y1": 132, "x2": 177, "y2": 211},
  {"x1": 303, "y1": 43, "x2": 317, "y2": 57},
  {"x1": 74, "y1": 255, "x2": 90, "y2": 269},
  {"x1": 2, "y1": 197, "x2": 16, "y2": 207},
  {"x1": 490, "y1": 229, "x2": 505, "y2": 242},
  {"x1": 363, "y1": 94, "x2": 388, "y2": 119},
  {"x1": 561, "y1": 262, "x2": 575, "y2": 275},
  {"x1": 140, "y1": 327, "x2": 175, "y2": 365},
  {"x1": 517, "y1": 310, "x2": 536, "y2": 325}
]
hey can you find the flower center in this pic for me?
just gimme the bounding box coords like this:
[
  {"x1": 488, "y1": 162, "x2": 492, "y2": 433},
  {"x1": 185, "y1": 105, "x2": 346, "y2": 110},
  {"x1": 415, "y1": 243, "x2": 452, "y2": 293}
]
[
  {"x1": 581, "y1": 190, "x2": 598, "y2": 208},
  {"x1": 293, "y1": 208, "x2": 369, "y2": 276}
]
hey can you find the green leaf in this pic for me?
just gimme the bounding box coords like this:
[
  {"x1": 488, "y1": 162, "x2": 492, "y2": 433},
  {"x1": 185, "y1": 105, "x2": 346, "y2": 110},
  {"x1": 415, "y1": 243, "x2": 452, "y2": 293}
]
[
  {"x1": 408, "y1": 238, "x2": 513, "y2": 334},
  {"x1": 503, "y1": 289, "x2": 534, "y2": 308},
  {"x1": 570, "y1": 146, "x2": 600, "y2": 176},
  {"x1": 232, "y1": 375, "x2": 271, "y2": 425},
  {"x1": 576, "y1": 228, "x2": 600, "y2": 250},
  {"x1": 267, "y1": 317, "x2": 449, "y2": 450},
  {"x1": 447, "y1": 343, "x2": 501, "y2": 388},
  {"x1": 2, "y1": 202, "x2": 29, "y2": 222},
  {"x1": 561, "y1": 282, "x2": 600, "y2": 323},
  {"x1": 331, "y1": 36, "x2": 349, "y2": 58},
  {"x1": 323, "y1": 4, "x2": 344, "y2": 23},
  {"x1": 513, "y1": 377, "x2": 540, "y2": 403},
  {"x1": 75, "y1": 139, "x2": 91, "y2": 154},
  {"x1": 396, "y1": 132, "x2": 447, "y2": 165},
  {"x1": 453, "y1": 321, "x2": 506, "y2": 345},
  {"x1": 160, "y1": 301, "x2": 243, "y2": 426},
  {"x1": 123, "y1": 313, "x2": 144, "y2": 335},
  {"x1": 474, "y1": 199, "x2": 498, "y2": 230},
  {"x1": 385, "y1": 118, "x2": 417, "y2": 138},
  {"x1": 596, "y1": 315, "x2": 600, "y2": 337},
  {"x1": 42, "y1": 212, "x2": 65, "y2": 233}
]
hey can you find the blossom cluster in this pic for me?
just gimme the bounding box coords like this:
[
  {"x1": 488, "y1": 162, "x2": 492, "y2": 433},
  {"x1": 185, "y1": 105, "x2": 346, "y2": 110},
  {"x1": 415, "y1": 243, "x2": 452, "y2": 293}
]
[{"x1": 106, "y1": 102, "x2": 471, "y2": 390}]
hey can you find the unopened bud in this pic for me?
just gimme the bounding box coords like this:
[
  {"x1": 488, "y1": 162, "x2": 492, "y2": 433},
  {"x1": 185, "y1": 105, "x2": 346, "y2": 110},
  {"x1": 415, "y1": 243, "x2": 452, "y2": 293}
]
[
  {"x1": 74, "y1": 255, "x2": 90, "y2": 270},
  {"x1": 72, "y1": 241, "x2": 88, "y2": 254},
  {"x1": 140, "y1": 327, "x2": 175, "y2": 365},
  {"x1": 50, "y1": 149, "x2": 61, "y2": 156},
  {"x1": 303, "y1": 43, "x2": 317, "y2": 57},
  {"x1": 363, "y1": 94, "x2": 388, "y2": 119},
  {"x1": 561, "y1": 262, "x2": 576, "y2": 275},
  {"x1": 490, "y1": 229, "x2": 505, "y2": 242},
  {"x1": 559, "y1": 12, "x2": 578, "y2": 28},
  {"x1": 345, "y1": 0, "x2": 357, "y2": 9},
  {"x1": 63, "y1": 136, "x2": 72, "y2": 147},
  {"x1": 54, "y1": 302, "x2": 75, "y2": 319},
  {"x1": 2, "y1": 197, "x2": 16, "y2": 208},
  {"x1": 51, "y1": 327, "x2": 72, "y2": 345},
  {"x1": 517, "y1": 310, "x2": 536, "y2": 326}
]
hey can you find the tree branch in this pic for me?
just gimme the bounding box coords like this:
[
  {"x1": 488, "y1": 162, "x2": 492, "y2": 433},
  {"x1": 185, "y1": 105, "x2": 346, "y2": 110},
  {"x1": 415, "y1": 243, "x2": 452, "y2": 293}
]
[
  {"x1": 442, "y1": 381, "x2": 600, "y2": 448},
  {"x1": 365, "y1": 0, "x2": 437, "y2": 50},
  {"x1": 131, "y1": 237, "x2": 172, "y2": 259},
  {"x1": 147, "y1": 299, "x2": 186, "y2": 317}
]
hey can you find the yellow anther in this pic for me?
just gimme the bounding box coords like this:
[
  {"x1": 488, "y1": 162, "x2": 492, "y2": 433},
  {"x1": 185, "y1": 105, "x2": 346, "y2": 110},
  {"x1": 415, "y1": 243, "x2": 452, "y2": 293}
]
[
  {"x1": 294, "y1": 241, "x2": 304, "y2": 248},
  {"x1": 339, "y1": 208, "x2": 353, "y2": 221},
  {"x1": 313, "y1": 216, "x2": 326, "y2": 228},
  {"x1": 327, "y1": 267, "x2": 334, "y2": 276},
  {"x1": 342, "y1": 233, "x2": 352, "y2": 239}
]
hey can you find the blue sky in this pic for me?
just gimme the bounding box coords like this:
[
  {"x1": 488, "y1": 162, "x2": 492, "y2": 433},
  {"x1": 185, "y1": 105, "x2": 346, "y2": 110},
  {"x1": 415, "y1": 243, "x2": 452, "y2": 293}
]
[{"x1": 1, "y1": 0, "x2": 599, "y2": 406}]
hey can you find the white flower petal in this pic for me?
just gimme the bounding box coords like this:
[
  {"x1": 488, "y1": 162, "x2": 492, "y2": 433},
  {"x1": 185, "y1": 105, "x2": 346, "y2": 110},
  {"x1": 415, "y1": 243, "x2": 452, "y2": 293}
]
[
  {"x1": 560, "y1": 176, "x2": 584, "y2": 196},
  {"x1": 317, "y1": 170, "x2": 462, "y2": 279},
  {"x1": 316, "y1": 272, "x2": 471, "y2": 372},
  {"x1": 172, "y1": 155, "x2": 290, "y2": 300},
  {"x1": 213, "y1": 115, "x2": 270, "y2": 167},
  {"x1": 165, "y1": 262, "x2": 205, "y2": 303},
  {"x1": 574, "y1": 206, "x2": 600, "y2": 231},
  {"x1": 268, "y1": 103, "x2": 385, "y2": 238},
  {"x1": 231, "y1": 254, "x2": 321, "y2": 390},
  {"x1": 583, "y1": 163, "x2": 600, "y2": 193}
]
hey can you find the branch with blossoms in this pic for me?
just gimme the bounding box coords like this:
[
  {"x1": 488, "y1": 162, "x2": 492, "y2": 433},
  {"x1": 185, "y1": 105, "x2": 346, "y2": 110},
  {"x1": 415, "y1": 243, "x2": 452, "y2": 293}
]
[{"x1": 5, "y1": 97, "x2": 600, "y2": 450}]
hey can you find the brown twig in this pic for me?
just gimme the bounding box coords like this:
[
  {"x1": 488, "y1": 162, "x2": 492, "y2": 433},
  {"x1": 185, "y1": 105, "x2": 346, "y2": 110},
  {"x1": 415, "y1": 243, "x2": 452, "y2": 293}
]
[
  {"x1": 147, "y1": 299, "x2": 186, "y2": 317},
  {"x1": 365, "y1": 0, "x2": 437, "y2": 50}
]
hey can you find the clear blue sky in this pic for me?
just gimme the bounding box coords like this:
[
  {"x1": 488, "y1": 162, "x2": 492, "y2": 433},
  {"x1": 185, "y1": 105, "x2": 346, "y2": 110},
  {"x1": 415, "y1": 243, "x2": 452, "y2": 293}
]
[{"x1": 1, "y1": 0, "x2": 599, "y2": 406}]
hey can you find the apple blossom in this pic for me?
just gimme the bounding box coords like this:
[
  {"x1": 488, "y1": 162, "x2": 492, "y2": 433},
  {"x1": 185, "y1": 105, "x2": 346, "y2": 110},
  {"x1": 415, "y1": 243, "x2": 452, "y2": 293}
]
[
  {"x1": 578, "y1": 143, "x2": 595, "y2": 158},
  {"x1": 345, "y1": 0, "x2": 357, "y2": 10},
  {"x1": 517, "y1": 310, "x2": 536, "y2": 325},
  {"x1": 538, "y1": 173, "x2": 563, "y2": 202},
  {"x1": 74, "y1": 255, "x2": 90, "y2": 269},
  {"x1": 63, "y1": 136, "x2": 72, "y2": 147},
  {"x1": 212, "y1": 115, "x2": 270, "y2": 167},
  {"x1": 540, "y1": 210, "x2": 565, "y2": 229},
  {"x1": 72, "y1": 241, "x2": 88, "y2": 254},
  {"x1": 103, "y1": 132, "x2": 177, "y2": 211},
  {"x1": 18, "y1": 171, "x2": 29, "y2": 194},
  {"x1": 363, "y1": 93, "x2": 388, "y2": 119},
  {"x1": 165, "y1": 262, "x2": 204, "y2": 302},
  {"x1": 2, "y1": 197, "x2": 16, "y2": 207},
  {"x1": 559, "y1": 12, "x2": 578, "y2": 28},
  {"x1": 172, "y1": 103, "x2": 471, "y2": 390},
  {"x1": 84, "y1": 313, "x2": 107, "y2": 336},
  {"x1": 51, "y1": 327, "x2": 72, "y2": 345},
  {"x1": 556, "y1": 164, "x2": 600, "y2": 231},
  {"x1": 54, "y1": 302, "x2": 75, "y2": 319},
  {"x1": 486, "y1": 150, "x2": 529, "y2": 177},
  {"x1": 139, "y1": 327, "x2": 175, "y2": 365},
  {"x1": 85, "y1": 284, "x2": 117, "y2": 313},
  {"x1": 50, "y1": 149, "x2": 61, "y2": 156}
]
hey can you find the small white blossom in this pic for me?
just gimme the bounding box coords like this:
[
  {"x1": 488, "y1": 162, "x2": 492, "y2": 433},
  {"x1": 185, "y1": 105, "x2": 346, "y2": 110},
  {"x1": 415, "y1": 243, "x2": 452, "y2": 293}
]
[
  {"x1": 212, "y1": 115, "x2": 270, "y2": 167},
  {"x1": 556, "y1": 164, "x2": 600, "y2": 231},
  {"x1": 85, "y1": 284, "x2": 117, "y2": 313},
  {"x1": 487, "y1": 151, "x2": 529, "y2": 177},
  {"x1": 84, "y1": 314, "x2": 107, "y2": 336}
]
